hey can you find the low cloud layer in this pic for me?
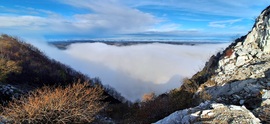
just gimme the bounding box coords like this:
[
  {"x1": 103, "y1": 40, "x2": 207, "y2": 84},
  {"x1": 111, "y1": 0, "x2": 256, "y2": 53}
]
[{"x1": 52, "y1": 43, "x2": 228, "y2": 101}]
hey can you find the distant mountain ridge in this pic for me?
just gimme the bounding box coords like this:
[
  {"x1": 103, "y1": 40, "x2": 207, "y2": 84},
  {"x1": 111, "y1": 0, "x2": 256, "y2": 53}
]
[{"x1": 50, "y1": 40, "x2": 228, "y2": 50}]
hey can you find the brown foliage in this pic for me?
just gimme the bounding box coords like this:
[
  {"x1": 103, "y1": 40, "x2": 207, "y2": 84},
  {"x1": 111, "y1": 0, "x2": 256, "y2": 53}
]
[
  {"x1": 113, "y1": 77, "x2": 201, "y2": 123},
  {"x1": 181, "y1": 78, "x2": 199, "y2": 93},
  {"x1": 118, "y1": 88, "x2": 195, "y2": 123},
  {"x1": 142, "y1": 92, "x2": 156, "y2": 102},
  {"x1": 0, "y1": 81, "x2": 107, "y2": 124},
  {"x1": 225, "y1": 48, "x2": 233, "y2": 57}
]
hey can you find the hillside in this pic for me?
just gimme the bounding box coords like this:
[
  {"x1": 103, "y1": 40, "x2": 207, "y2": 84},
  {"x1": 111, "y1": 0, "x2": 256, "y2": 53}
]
[
  {"x1": 155, "y1": 5, "x2": 270, "y2": 124},
  {"x1": 0, "y1": 34, "x2": 122, "y2": 105}
]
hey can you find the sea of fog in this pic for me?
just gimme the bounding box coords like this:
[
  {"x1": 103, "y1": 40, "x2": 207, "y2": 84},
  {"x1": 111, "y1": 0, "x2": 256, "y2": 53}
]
[{"x1": 33, "y1": 41, "x2": 229, "y2": 102}]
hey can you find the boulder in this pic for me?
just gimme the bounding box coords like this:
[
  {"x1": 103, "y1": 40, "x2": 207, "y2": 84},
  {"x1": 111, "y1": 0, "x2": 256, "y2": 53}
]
[
  {"x1": 235, "y1": 55, "x2": 249, "y2": 66},
  {"x1": 155, "y1": 101, "x2": 261, "y2": 124},
  {"x1": 261, "y1": 89, "x2": 270, "y2": 99},
  {"x1": 223, "y1": 63, "x2": 235, "y2": 72},
  {"x1": 235, "y1": 49, "x2": 248, "y2": 56}
]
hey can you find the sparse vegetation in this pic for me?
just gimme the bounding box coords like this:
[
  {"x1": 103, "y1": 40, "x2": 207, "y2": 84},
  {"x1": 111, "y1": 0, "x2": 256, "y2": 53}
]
[
  {"x1": 0, "y1": 81, "x2": 107, "y2": 124},
  {"x1": 0, "y1": 34, "x2": 123, "y2": 104},
  {"x1": 0, "y1": 34, "x2": 126, "y2": 123},
  {"x1": 0, "y1": 57, "x2": 21, "y2": 81},
  {"x1": 0, "y1": 34, "x2": 88, "y2": 88}
]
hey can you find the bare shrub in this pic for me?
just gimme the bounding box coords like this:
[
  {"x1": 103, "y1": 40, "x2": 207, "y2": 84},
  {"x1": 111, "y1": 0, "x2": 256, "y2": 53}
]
[
  {"x1": 182, "y1": 78, "x2": 198, "y2": 93},
  {"x1": 0, "y1": 81, "x2": 107, "y2": 124}
]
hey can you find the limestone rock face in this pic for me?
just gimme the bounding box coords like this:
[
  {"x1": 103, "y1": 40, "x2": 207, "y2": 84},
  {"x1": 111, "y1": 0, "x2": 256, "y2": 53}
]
[
  {"x1": 199, "y1": 6, "x2": 270, "y2": 123},
  {"x1": 243, "y1": 6, "x2": 270, "y2": 52},
  {"x1": 256, "y1": 8, "x2": 270, "y2": 52}
]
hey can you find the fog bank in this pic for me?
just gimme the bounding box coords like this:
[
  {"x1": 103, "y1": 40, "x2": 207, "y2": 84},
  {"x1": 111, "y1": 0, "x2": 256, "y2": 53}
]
[{"x1": 60, "y1": 43, "x2": 228, "y2": 101}]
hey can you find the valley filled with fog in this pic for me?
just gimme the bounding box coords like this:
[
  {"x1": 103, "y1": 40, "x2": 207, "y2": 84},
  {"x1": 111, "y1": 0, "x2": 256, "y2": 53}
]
[
  {"x1": 64, "y1": 42, "x2": 229, "y2": 101},
  {"x1": 38, "y1": 42, "x2": 228, "y2": 101}
]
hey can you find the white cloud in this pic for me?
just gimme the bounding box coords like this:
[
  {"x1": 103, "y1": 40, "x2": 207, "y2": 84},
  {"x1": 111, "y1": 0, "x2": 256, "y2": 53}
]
[
  {"x1": 124, "y1": 0, "x2": 270, "y2": 18},
  {"x1": 0, "y1": 0, "x2": 161, "y2": 39},
  {"x1": 208, "y1": 23, "x2": 226, "y2": 28},
  {"x1": 60, "y1": 43, "x2": 228, "y2": 101},
  {"x1": 0, "y1": 16, "x2": 45, "y2": 27},
  {"x1": 0, "y1": 15, "x2": 74, "y2": 36},
  {"x1": 57, "y1": 0, "x2": 159, "y2": 34},
  {"x1": 0, "y1": 0, "x2": 269, "y2": 40},
  {"x1": 208, "y1": 19, "x2": 242, "y2": 28},
  {"x1": 148, "y1": 23, "x2": 181, "y2": 32}
]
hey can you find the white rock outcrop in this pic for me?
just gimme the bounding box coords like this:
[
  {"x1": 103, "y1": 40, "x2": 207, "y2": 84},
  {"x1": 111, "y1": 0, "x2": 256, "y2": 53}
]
[{"x1": 155, "y1": 101, "x2": 261, "y2": 124}]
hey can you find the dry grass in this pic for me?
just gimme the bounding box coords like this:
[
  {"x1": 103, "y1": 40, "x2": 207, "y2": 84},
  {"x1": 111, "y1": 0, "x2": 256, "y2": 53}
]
[
  {"x1": 182, "y1": 78, "x2": 199, "y2": 93},
  {"x1": 0, "y1": 81, "x2": 107, "y2": 124},
  {"x1": 199, "y1": 91, "x2": 212, "y2": 101}
]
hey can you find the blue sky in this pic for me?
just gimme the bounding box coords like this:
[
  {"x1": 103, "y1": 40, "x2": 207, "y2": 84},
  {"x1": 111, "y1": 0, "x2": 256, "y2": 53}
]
[{"x1": 0, "y1": 0, "x2": 269, "y2": 41}]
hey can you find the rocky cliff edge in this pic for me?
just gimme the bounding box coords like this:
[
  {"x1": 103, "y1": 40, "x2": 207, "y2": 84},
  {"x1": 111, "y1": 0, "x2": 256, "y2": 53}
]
[{"x1": 156, "y1": 5, "x2": 270, "y2": 124}]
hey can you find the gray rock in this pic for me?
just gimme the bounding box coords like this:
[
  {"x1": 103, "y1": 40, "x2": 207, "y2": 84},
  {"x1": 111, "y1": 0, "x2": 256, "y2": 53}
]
[
  {"x1": 235, "y1": 55, "x2": 249, "y2": 66},
  {"x1": 236, "y1": 49, "x2": 248, "y2": 56},
  {"x1": 218, "y1": 58, "x2": 231, "y2": 67},
  {"x1": 0, "y1": 116, "x2": 8, "y2": 124},
  {"x1": 229, "y1": 51, "x2": 237, "y2": 59},
  {"x1": 201, "y1": 110, "x2": 212, "y2": 117},
  {"x1": 239, "y1": 100, "x2": 245, "y2": 105},
  {"x1": 229, "y1": 105, "x2": 244, "y2": 111},
  {"x1": 262, "y1": 89, "x2": 270, "y2": 99},
  {"x1": 256, "y1": 52, "x2": 263, "y2": 58},
  {"x1": 250, "y1": 49, "x2": 259, "y2": 56},
  {"x1": 224, "y1": 63, "x2": 235, "y2": 72},
  {"x1": 261, "y1": 99, "x2": 270, "y2": 106},
  {"x1": 235, "y1": 42, "x2": 242, "y2": 47}
]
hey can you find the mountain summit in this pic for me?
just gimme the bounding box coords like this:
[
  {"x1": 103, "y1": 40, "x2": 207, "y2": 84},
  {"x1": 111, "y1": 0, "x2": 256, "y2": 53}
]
[{"x1": 156, "y1": 5, "x2": 270, "y2": 124}]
